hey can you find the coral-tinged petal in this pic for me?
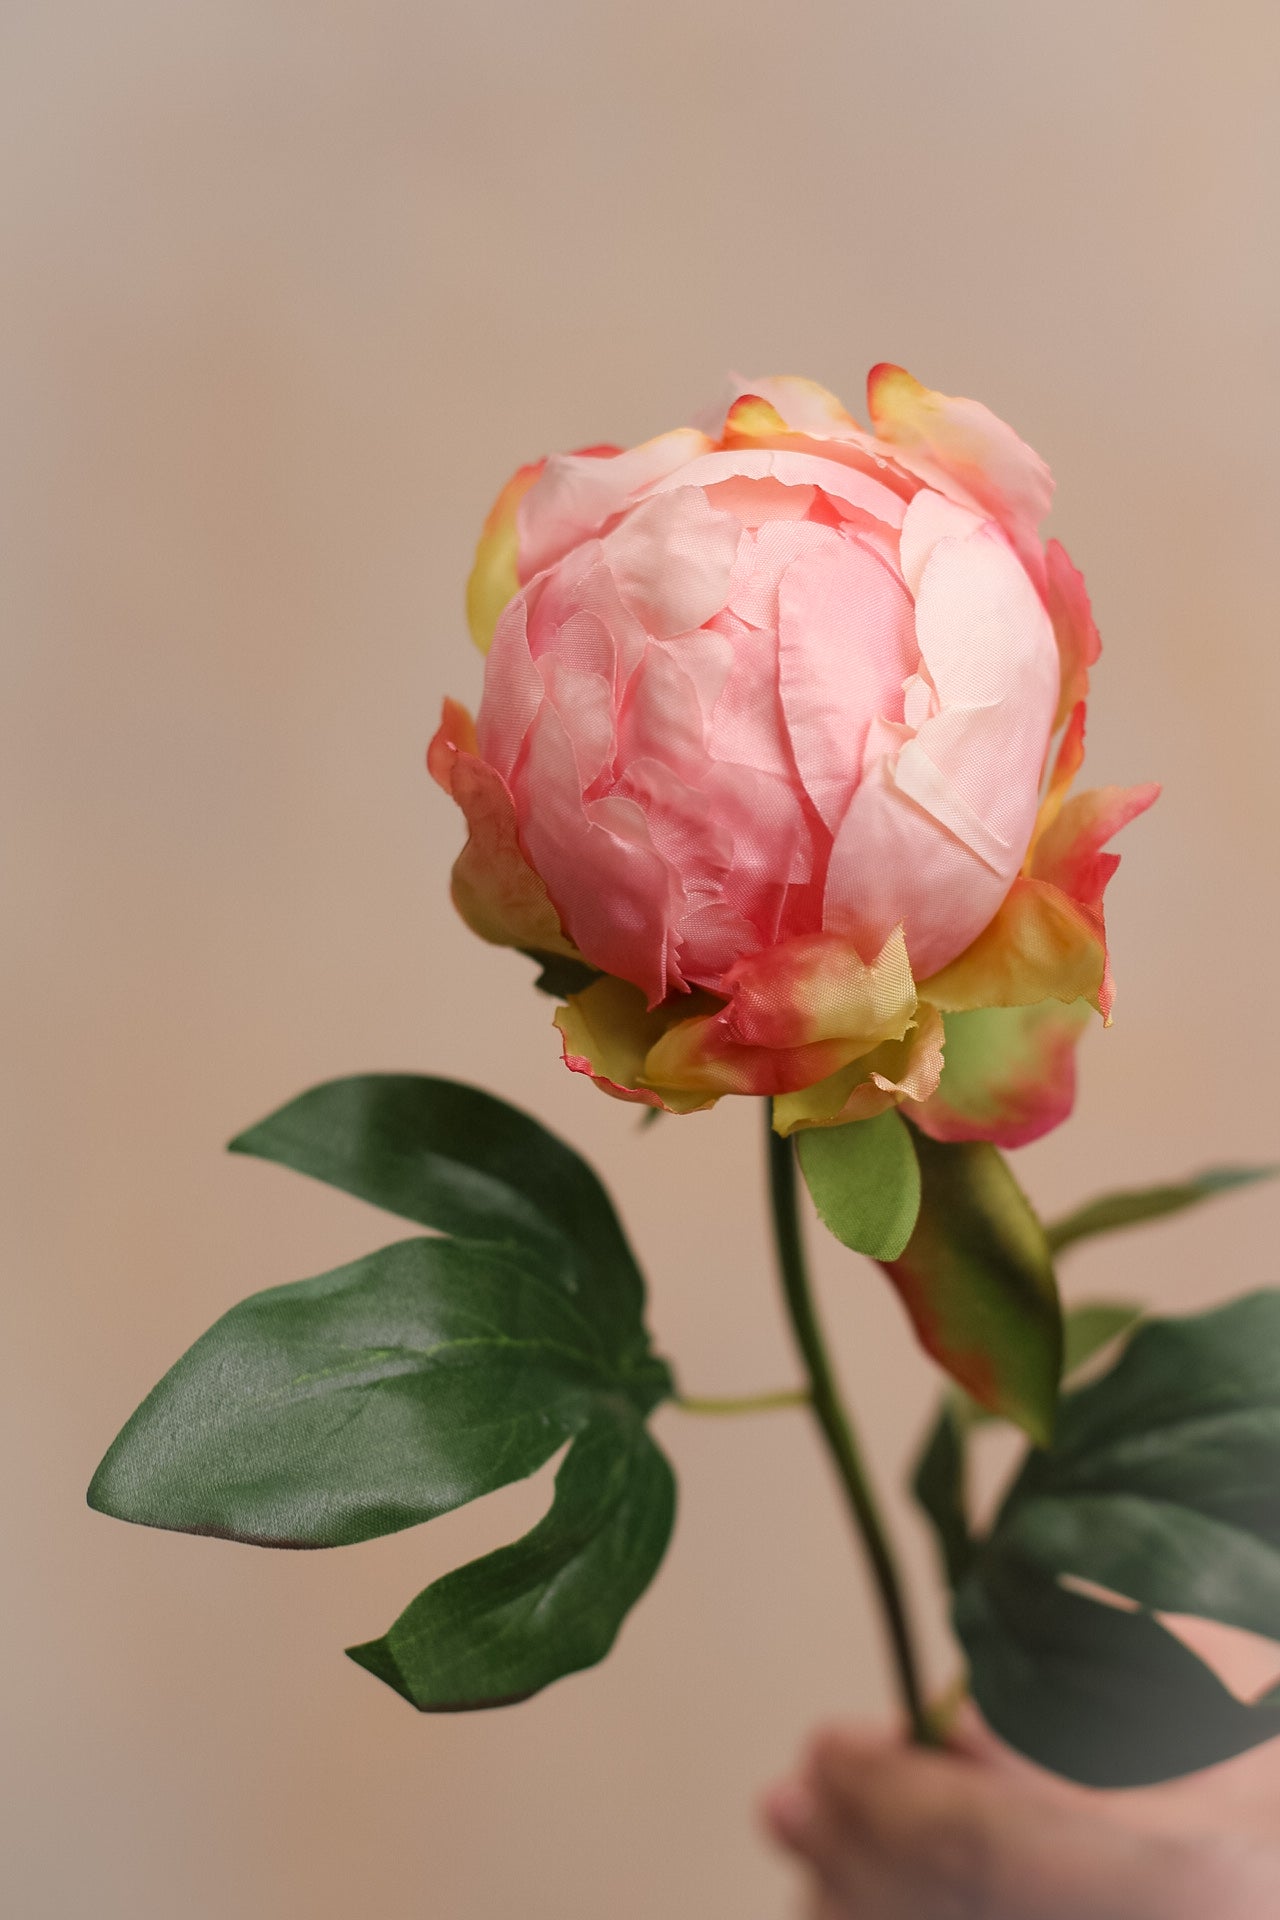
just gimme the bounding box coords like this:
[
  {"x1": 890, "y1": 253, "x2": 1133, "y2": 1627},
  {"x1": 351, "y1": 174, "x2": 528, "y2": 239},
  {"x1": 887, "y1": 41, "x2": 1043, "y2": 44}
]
[
  {"x1": 824, "y1": 511, "x2": 1059, "y2": 978},
  {"x1": 919, "y1": 876, "x2": 1106, "y2": 1014},
  {"x1": 475, "y1": 593, "x2": 544, "y2": 782},
  {"x1": 643, "y1": 446, "x2": 910, "y2": 528},
  {"x1": 866, "y1": 364, "x2": 1053, "y2": 590},
  {"x1": 1036, "y1": 701, "x2": 1087, "y2": 842},
  {"x1": 703, "y1": 473, "x2": 816, "y2": 527},
  {"x1": 602, "y1": 486, "x2": 741, "y2": 639},
  {"x1": 517, "y1": 430, "x2": 713, "y2": 581},
  {"x1": 1029, "y1": 780, "x2": 1160, "y2": 1018},
  {"x1": 517, "y1": 701, "x2": 679, "y2": 1003},
  {"x1": 428, "y1": 701, "x2": 577, "y2": 956},
  {"x1": 554, "y1": 977, "x2": 721, "y2": 1113},
  {"x1": 726, "y1": 925, "x2": 916, "y2": 1049},
  {"x1": 720, "y1": 393, "x2": 790, "y2": 444},
  {"x1": 913, "y1": 1000, "x2": 1092, "y2": 1148},
  {"x1": 721, "y1": 376, "x2": 861, "y2": 439},
  {"x1": 1031, "y1": 783, "x2": 1162, "y2": 907},
  {"x1": 773, "y1": 1003, "x2": 945, "y2": 1135},
  {"x1": 897, "y1": 488, "x2": 985, "y2": 595},
  {"x1": 1045, "y1": 537, "x2": 1102, "y2": 727},
  {"x1": 617, "y1": 641, "x2": 707, "y2": 776},
  {"x1": 466, "y1": 460, "x2": 545, "y2": 654},
  {"x1": 642, "y1": 927, "x2": 917, "y2": 1097},
  {"x1": 777, "y1": 532, "x2": 915, "y2": 832},
  {"x1": 427, "y1": 696, "x2": 478, "y2": 784}
]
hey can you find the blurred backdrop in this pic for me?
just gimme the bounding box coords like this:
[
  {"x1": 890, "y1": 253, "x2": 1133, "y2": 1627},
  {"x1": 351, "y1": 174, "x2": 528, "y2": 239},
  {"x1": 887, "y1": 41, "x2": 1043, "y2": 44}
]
[{"x1": 4, "y1": 3, "x2": 1279, "y2": 1914}]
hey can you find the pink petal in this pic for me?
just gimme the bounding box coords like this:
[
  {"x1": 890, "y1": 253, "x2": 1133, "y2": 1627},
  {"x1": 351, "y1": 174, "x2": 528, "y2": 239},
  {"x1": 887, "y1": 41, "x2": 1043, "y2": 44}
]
[
  {"x1": 867, "y1": 364, "x2": 1054, "y2": 592},
  {"x1": 475, "y1": 593, "x2": 543, "y2": 781},
  {"x1": 602, "y1": 486, "x2": 742, "y2": 639},
  {"x1": 515, "y1": 701, "x2": 676, "y2": 1002},
  {"x1": 642, "y1": 445, "x2": 908, "y2": 527},
  {"x1": 517, "y1": 428, "x2": 713, "y2": 580},
  {"x1": 824, "y1": 515, "x2": 1058, "y2": 978},
  {"x1": 1045, "y1": 537, "x2": 1103, "y2": 727},
  {"x1": 777, "y1": 532, "x2": 916, "y2": 832}
]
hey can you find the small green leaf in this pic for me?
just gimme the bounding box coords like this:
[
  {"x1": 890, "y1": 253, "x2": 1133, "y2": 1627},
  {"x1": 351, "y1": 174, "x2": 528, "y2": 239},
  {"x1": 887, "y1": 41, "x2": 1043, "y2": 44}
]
[
  {"x1": 348, "y1": 1409, "x2": 675, "y2": 1709},
  {"x1": 519, "y1": 949, "x2": 603, "y2": 999},
  {"x1": 797, "y1": 1108, "x2": 921, "y2": 1261},
  {"x1": 1047, "y1": 1165, "x2": 1278, "y2": 1257},
  {"x1": 1062, "y1": 1301, "x2": 1144, "y2": 1377},
  {"x1": 911, "y1": 1402, "x2": 974, "y2": 1589},
  {"x1": 88, "y1": 1237, "x2": 662, "y2": 1548},
  {"x1": 957, "y1": 1291, "x2": 1280, "y2": 1784},
  {"x1": 229, "y1": 1075, "x2": 648, "y2": 1357},
  {"x1": 884, "y1": 1133, "x2": 1062, "y2": 1443}
]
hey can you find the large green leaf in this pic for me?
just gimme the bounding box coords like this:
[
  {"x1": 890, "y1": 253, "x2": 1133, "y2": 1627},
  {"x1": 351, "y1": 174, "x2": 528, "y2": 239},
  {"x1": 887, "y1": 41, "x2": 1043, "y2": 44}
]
[
  {"x1": 955, "y1": 1557, "x2": 1280, "y2": 1787},
  {"x1": 1047, "y1": 1164, "x2": 1277, "y2": 1257},
  {"x1": 229, "y1": 1075, "x2": 647, "y2": 1354},
  {"x1": 88, "y1": 1236, "x2": 666, "y2": 1548},
  {"x1": 92, "y1": 1076, "x2": 679, "y2": 1710},
  {"x1": 912, "y1": 1301, "x2": 1143, "y2": 1590},
  {"x1": 797, "y1": 1108, "x2": 921, "y2": 1261},
  {"x1": 956, "y1": 1292, "x2": 1280, "y2": 1784},
  {"x1": 884, "y1": 1133, "x2": 1062, "y2": 1443},
  {"x1": 348, "y1": 1407, "x2": 675, "y2": 1709}
]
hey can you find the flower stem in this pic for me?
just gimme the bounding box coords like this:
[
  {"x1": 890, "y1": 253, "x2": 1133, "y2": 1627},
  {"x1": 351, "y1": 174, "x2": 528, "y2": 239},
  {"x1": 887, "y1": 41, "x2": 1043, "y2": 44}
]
[
  {"x1": 766, "y1": 1109, "x2": 934, "y2": 1745},
  {"x1": 676, "y1": 1388, "x2": 811, "y2": 1416}
]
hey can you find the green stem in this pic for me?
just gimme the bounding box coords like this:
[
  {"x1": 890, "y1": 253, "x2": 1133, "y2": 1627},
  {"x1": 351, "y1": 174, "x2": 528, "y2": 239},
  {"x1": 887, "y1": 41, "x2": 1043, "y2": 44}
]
[
  {"x1": 766, "y1": 1109, "x2": 934, "y2": 1745},
  {"x1": 676, "y1": 1388, "x2": 811, "y2": 1416}
]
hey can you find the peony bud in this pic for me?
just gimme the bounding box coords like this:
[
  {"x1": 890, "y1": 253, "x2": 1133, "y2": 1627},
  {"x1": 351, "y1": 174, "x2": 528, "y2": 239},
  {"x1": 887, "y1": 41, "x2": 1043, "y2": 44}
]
[{"x1": 431, "y1": 371, "x2": 1157, "y2": 1142}]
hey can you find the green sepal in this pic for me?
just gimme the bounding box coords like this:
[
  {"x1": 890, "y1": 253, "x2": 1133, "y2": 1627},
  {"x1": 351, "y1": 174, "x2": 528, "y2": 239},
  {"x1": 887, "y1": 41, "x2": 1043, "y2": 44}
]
[
  {"x1": 884, "y1": 1133, "x2": 1062, "y2": 1444},
  {"x1": 347, "y1": 1408, "x2": 675, "y2": 1709},
  {"x1": 797, "y1": 1108, "x2": 921, "y2": 1261},
  {"x1": 1047, "y1": 1165, "x2": 1278, "y2": 1257},
  {"x1": 955, "y1": 1292, "x2": 1280, "y2": 1784},
  {"x1": 519, "y1": 949, "x2": 604, "y2": 999}
]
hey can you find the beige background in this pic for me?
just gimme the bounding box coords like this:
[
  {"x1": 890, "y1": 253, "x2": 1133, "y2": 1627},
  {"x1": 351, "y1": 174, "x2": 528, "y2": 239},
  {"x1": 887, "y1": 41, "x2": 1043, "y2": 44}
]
[{"x1": 5, "y1": 3, "x2": 1279, "y2": 1915}]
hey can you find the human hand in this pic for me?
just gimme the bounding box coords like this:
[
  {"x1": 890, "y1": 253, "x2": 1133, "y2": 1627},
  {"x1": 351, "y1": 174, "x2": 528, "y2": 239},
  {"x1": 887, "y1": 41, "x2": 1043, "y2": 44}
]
[{"x1": 762, "y1": 1719, "x2": 1280, "y2": 1919}]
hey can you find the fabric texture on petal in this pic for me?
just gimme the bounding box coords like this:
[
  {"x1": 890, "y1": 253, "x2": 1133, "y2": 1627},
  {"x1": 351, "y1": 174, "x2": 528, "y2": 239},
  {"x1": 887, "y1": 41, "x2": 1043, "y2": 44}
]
[
  {"x1": 919, "y1": 876, "x2": 1106, "y2": 1014},
  {"x1": 554, "y1": 976, "x2": 721, "y2": 1113},
  {"x1": 824, "y1": 503, "x2": 1059, "y2": 979},
  {"x1": 517, "y1": 430, "x2": 712, "y2": 581},
  {"x1": 772, "y1": 1002, "x2": 945, "y2": 1134},
  {"x1": 639, "y1": 927, "x2": 918, "y2": 1098},
  {"x1": 1028, "y1": 779, "x2": 1160, "y2": 1018},
  {"x1": 1045, "y1": 537, "x2": 1102, "y2": 727},
  {"x1": 866, "y1": 364, "x2": 1053, "y2": 592},
  {"x1": 448, "y1": 370, "x2": 1155, "y2": 1140},
  {"x1": 912, "y1": 1000, "x2": 1092, "y2": 1147},
  {"x1": 428, "y1": 700, "x2": 577, "y2": 957},
  {"x1": 466, "y1": 460, "x2": 545, "y2": 654}
]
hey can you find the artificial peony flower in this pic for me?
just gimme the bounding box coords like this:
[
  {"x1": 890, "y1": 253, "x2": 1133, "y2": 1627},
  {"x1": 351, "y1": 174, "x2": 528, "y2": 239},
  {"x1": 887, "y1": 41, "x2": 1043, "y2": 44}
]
[{"x1": 430, "y1": 369, "x2": 1156, "y2": 1143}]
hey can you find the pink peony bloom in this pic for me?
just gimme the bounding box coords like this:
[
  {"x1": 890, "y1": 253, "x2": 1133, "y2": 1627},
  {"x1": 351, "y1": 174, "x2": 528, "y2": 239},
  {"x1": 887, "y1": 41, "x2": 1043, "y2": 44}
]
[{"x1": 432, "y1": 370, "x2": 1157, "y2": 1143}]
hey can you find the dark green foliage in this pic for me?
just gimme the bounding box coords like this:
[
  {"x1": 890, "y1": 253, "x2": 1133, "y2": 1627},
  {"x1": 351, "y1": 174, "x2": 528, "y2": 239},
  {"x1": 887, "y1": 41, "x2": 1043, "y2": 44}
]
[{"x1": 91, "y1": 1077, "x2": 678, "y2": 1708}]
